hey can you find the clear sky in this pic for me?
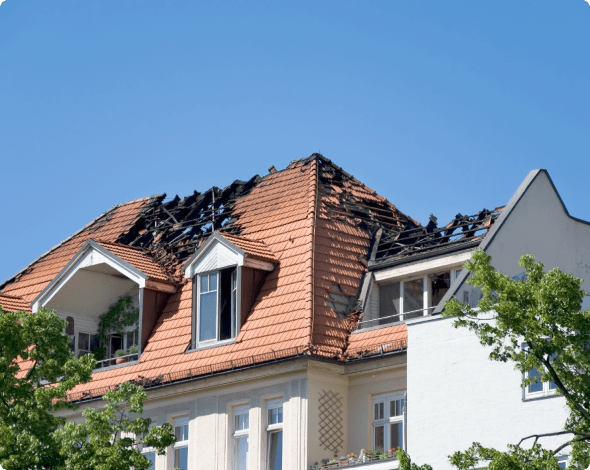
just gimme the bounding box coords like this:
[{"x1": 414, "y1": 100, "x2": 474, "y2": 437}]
[{"x1": 0, "y1": 0, "x2": 589, "y2": 284}]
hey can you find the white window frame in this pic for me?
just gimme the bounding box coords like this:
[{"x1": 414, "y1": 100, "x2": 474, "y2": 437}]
[
  {"x1": 522, "y1": 344, "x2": 558, "y2": 400},
  {"x1": 265, "y1": 399, "x2": 284, "y2": 470},
  {"x1": 192, "y1": 268, "x2": 240, "y2": 350},
  {"x1": 141, "y1": 418, "x2": 157, "y2": 470},
  {"x1": 72, "y1": 331, "x2": 99, "y2": 358},
  {"x1": 372, "y1": 391, "x2": 406, "y2": 452},
  {"x1": 233, "y1": 405, "x2": 250, "y2": 470},
  {"x1": 557, "y1": 455, "x2": 568, "y2": 468},
  {"x1": 173, "y1": 417, "x2": 189, "y2": 470},
  {"x1": 376, "y1": 267, "x2": 463, "y2": 325}
]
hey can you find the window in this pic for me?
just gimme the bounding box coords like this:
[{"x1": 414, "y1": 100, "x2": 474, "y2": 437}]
[
  {"x1": 233, "y1": 406, "x2": 249, "y2": 470},
  {"x1": 193, "y1": 268, "x2": 238, "y2": 348},
  {"x1": 523, "y1": 345, "x2": 558, "y2": 399},
  {"x1": 173, "y1": 418, "x2": 189, "y2": 470},
  {"x1": 266, "y1": 400, "x2": 283, "y2": 470},
  {"x1": 141, "y1": 418, "x2": 157, "y2": 470},
  {"x1": 143, "y1": 452, "x2": 156, "y2": 470},
  {"x1": 372, "y1": 392, "x2": 405, "y2": 453},
  {"x1": 557, "y1": 456, "x2": 568, "y2": 468},
  {"x1": 376, "y1": 268, "x2": 462, "y2": 326},
  {"x1": 74, "y1": 332, "x2": 99, "y2": 358}
]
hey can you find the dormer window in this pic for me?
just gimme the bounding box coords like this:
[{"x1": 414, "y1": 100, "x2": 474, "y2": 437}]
[
  {"x1": 196, "y1": 269, "x2": 237, "y2": 346},
  {"x1": 183, "y1": 232, "x2": 277, "y2": 351},
  {"x1": 362, "y1": 251, "x2": 472, "y2": 330}
]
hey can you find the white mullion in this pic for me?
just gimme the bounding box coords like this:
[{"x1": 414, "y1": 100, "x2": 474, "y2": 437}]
[
  {"x1": 216, "y1": 274, "x2": 220, "y2": 342},
  {"x1": 400, "y1": 282, "x2": 405, "y2": 321},
  {"x1": 423, "y1": 275, "x2": 429, "y2": 315},
  {"x1": 195, "y1": 276, "x2": 201, "y2": 348}
]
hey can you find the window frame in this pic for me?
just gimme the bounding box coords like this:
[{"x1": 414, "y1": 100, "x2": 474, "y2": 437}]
[
  {"x1": 372, "y1": 391, "x2": 406, "y2": 453},
  {"x1": 374, "y1": 267, "x2": 463, "y2": 327},
  {"x1": 522, "y1": 344, "x2": 559, "y2": 400},
  {"x1": 233, "y1": 405, "x2": 250, "y2": 470},
  {"x1": 70, "y1": 330, "x2": 99, "y2": 358},
  {"x1": 173, "y1": 417, "x2": 189, "y2": 470},
  {"x1": 192, "y1": 267, "x2": 241, "y2": 350},
  {"x1": 265, "y1": 399, "x2": 284, "y2": 470}
]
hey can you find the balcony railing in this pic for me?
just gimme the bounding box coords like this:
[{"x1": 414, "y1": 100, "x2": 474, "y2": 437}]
[
  {"x1": 354, "y1": 306, "x2": 436, "y2": 331},
  {"x1": 311, "y1": 450, "x2": 398, "y2": 469},
  {"x1": 94, "y1": 353, "x2": 139, "y2": 369}
]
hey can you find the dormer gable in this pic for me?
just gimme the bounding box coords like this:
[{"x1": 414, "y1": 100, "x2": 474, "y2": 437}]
[
  {"x1": 183, "y1": 232, "x2": 276, "y2": 350},
  {"x1": 31, "y1": 240, "x2": 176, "y2": 368},
  {"x1": 183, "y1": 232, "x2": 276, "y2": 278}
]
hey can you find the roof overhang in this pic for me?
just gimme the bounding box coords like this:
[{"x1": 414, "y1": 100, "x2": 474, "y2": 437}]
[
  {"x1": 32, "y1": 240, "x2": 173, "y2": 313},
  {"x1": 183, "y1": 232, "x2": 275, "y2": 278}
]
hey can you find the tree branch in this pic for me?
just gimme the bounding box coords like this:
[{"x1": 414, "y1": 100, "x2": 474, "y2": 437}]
[
  {"x1": 517, "y1": 430, "x2": 576, "y2": 447},
  {"x1": 553, "y1": 436, "x2": 587, "y2": 456},
  {"x1": 537, "y1": 353, "x2": 590, "y2": 422}
]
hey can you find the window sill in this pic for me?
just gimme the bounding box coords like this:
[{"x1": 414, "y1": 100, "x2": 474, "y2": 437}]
[
  {"x1": 185, "y1": 338, "x2": 236, "y2": 353},
  {"x1": 523, "y1": 390, "x2": 562, "y2": 402}
]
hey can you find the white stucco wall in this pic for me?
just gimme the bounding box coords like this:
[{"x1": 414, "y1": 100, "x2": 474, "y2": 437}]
[
  {"x1": 407, "y1": 315, "x2": 569, "y2": 469},
  {"x1": 406, "y1": 170, "x2": 590, "y2": 468}
]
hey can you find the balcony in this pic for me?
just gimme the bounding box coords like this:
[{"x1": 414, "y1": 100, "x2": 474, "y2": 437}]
[{"x1": 311, "y1": 450, "x2": 399, "y2": 470}]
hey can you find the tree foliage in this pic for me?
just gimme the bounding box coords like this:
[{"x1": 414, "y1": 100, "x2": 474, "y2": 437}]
[
  {"x1": 438, "y1": 249, "x2": 590, "y2": 469},
  {"x1": 94, "y1": 296, "x2": 139, "y2": 361},
  {"x1": 0, "y1": 306, "x2": 174, "y2": 470}
]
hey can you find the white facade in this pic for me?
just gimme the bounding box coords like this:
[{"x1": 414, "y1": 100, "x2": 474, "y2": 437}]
[{"x1": 402, "y1": 170, "x2": 590, "y2": 468}]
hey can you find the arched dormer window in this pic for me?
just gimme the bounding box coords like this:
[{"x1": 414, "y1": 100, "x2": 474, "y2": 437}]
[{"x1": 183, "y1": 232, "x2": 277, "y2": 351}]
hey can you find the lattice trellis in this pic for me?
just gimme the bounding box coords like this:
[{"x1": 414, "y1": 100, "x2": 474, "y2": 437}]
[{"x1": 318, "y1": 390, "x2": 344, "y2": 456}]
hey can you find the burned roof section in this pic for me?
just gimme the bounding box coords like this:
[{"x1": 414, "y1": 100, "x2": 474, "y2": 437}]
[
  {"x1": 117, "y1": 175, "x2": 262, "y2": 278},
  {"x1": 369, "y1": 207, "x2": 504, "y2": 268}
]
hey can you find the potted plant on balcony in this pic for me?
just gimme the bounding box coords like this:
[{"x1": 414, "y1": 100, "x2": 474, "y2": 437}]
[{"x1": 114, "y1": 349, "x2": 128, "y2": 364}]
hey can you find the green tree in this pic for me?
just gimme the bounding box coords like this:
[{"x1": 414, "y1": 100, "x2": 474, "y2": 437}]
[
  {"x1": 401, "y1": 249, "x2": 590, "y2": 470},
  {"x1": 0, "y1": 306, "x2": 175, "y2": 470}
]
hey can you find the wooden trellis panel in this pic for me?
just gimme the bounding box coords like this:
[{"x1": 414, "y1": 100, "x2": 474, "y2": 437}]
[{"x1": 318, "y1": 390, "x2": 343, "y2": 456}]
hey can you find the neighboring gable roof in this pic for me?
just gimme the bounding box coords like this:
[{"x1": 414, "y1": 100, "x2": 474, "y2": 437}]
[{"x1": 432, "y1": 169, "x2": 590, "y2": 315}]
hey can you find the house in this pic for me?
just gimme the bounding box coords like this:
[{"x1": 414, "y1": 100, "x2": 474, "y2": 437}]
[{"x1": 0, "y1": 154, "x2": 586, "y2": 470}]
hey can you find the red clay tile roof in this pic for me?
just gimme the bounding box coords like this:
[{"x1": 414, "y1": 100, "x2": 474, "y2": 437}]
[
  {"x1": 1, "y1": 155, "x2": 414, "y2": 399},
  {"x1": 345, "y1": 324, "x2": 407, "y2": 356},
  {"x1": 0, "y1": 294, "x2": 31, "y2": 313},
  {"x1": 218, "y1": 233, "x2": 278, "y2": 263},
  {"x1": 1, "y1": 196, "x2": 160, "y2": 303},
  {"x1": 92, "y1": 240, "x2": 175, "y2": 284}
]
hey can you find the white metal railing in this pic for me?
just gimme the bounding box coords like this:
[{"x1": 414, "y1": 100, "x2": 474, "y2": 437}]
[
  {"x1": 310, "y1": 450, "x2": 399, "y2": 469},
  {"x1": 94, "y1": 353, "x2": 139, "y2": 369},
  {"x1": 356, "y1": 306, "x2": 436, "y2": 330}
]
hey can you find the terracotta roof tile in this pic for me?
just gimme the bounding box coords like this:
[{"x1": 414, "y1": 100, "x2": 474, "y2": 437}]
[
  {"x1": 0, "y1": 294, "x2": 31, "y2": 313},
  {"x1": 92, "y1": 240, "x2": 174, "y2": 284},
  {"x1": 3, "y1": 156, "x2": 415, "y2": 398}
]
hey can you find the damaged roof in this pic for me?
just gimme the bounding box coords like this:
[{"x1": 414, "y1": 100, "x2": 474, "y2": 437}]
[
  {"x1": 369, "y1": 207, "x2": 504, "y2": 269},
  {"x1": 0, "y1": 154, "x2": 429, "y2": 400}
]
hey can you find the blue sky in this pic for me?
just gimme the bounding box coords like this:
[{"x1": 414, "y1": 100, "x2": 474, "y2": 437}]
[{"x1": 0, "y1": 0, "x2": 589, "y2": 284}]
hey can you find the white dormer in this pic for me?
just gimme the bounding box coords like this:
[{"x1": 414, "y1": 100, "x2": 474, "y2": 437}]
[
  {"x1": 183, "y1": 232, "x2": 276, "y2": 351},
  {"x1": 32, "y1": 240, "x2": 176, "y2": 367}
]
